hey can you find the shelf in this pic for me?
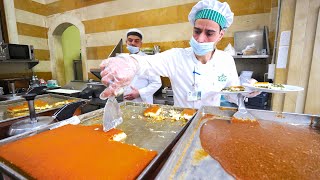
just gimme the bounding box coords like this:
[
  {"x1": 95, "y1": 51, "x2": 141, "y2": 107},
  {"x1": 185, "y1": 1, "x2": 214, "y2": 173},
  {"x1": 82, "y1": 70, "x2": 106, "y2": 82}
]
[
  {"x1": 0, "y1": 59, "x2": 39, "y2": 69},
  {"x1": 232, "y1": 55, "x2": 269, "y2": 59}
]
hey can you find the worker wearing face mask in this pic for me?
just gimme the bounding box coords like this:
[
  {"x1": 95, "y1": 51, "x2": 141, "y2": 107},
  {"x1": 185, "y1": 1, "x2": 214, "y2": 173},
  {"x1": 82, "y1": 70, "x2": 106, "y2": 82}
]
[
  {"x1": 122, "y1": 29, "x2": 161, "y2": 104},
  {"x1": 126, "y1": 29, "x2": 146, "y2": 55},
  {"x1": 100, "y1": 0, "x2": 259, "y2": 109}
]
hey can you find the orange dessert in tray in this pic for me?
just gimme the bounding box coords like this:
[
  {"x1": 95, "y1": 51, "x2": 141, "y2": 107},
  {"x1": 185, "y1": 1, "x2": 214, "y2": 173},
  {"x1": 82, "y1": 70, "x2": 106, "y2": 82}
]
[
  {"x1": 0, "y1": 125, "x2": 157, "y2": 179},
  {"x1": 7, "y1": 100, "x2": 52, "y2": 113},
  {"x1": 181, "y1": 108, "x2": 197, "y2": 119},
  {"x1": 143, "y1": 105, "x2": 162, "y2": 118}
]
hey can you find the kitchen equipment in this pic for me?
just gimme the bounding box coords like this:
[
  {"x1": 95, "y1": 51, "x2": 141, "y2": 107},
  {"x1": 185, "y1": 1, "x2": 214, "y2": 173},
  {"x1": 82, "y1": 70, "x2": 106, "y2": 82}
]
[
  {"x1": 0, "y1": 77, "x2": 31, "y2": 100},
  {"x1": 0, "y1": 42, "x2": 6, "y2": 61},
  {"x1": 29, "y1": 75, "x2": 40, "y2": 88},
  {"x1": 8, "y1": 93, "x2": 86, "y2": 136},
  {"x1": 8, "y1": 93, "x2": 53, "y2": 136},
  {"x1": 47, "y1": 80, "x2": 58, "y2": 88},
  {"x1": 156, "y1": 106, "x2": 320, "y2": 179},
  {"x1": 0, "y1": 94, "x2": 82, "y2": 127},
  {"x1": 245, "y1": 92, "x2": 269, "y2": 110},
  {"x1": 234, "y1": 29, "x2": 266, "y2": 56},
  {"x1": 0, "y1": 102, "x2": 197, "y2": 179},
  {"x1": 232, "y1": 94, "x2": 256, "y2": 122},
  {"x1": 46, "y1": 89, "x2": 81, "y2": 97},
  {"x1": 166, "y1": 88, "x2": 174, "y2": 97},
  {"x1": 26, "y1": 85, "x2": 47, "y2": 95},
  {"x1": 0, "y1": 43, "x2": 34, "y2": 61},
  {"x1": 45, "y1": 80, "x2": 89, "y2": 97}
]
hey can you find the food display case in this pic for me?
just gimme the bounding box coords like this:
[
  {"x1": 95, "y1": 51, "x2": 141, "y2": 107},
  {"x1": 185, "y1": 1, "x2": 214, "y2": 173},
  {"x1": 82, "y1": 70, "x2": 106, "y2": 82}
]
[
  {"x1": 0, "y1": 94, "x2": 82, "y2": 122},
  {"x1": 0, "y1": 94, "x2": 82, "y2": 139}
]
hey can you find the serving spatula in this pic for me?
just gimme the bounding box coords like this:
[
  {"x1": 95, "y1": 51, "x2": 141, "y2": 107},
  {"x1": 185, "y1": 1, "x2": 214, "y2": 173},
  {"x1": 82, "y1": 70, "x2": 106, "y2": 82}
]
[{"x1": 231, "y1": 93, "x2": 257, "y2": 123}]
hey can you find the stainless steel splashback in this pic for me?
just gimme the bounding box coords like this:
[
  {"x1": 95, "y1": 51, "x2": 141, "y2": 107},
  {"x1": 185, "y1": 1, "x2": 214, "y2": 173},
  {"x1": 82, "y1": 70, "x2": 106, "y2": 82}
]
[{"x1": 234, "y1": 28, "x2": 268, "y2": 55}]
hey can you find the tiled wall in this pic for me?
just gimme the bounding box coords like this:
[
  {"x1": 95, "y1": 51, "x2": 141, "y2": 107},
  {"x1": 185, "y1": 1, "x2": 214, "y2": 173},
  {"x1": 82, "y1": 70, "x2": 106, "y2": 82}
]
[{"x1": 3, "y1": 0, "x2": 277, "y2": 82}]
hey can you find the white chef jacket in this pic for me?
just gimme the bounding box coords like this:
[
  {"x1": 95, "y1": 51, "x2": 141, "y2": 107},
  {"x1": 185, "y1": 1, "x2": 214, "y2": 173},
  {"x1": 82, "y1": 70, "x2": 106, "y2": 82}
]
[
  {"x1": 123, "y1": 51, "x2": 161, "y2": 104},
  {"x1": 132, "y1": 47, "x2": 240, "y2": 109}
]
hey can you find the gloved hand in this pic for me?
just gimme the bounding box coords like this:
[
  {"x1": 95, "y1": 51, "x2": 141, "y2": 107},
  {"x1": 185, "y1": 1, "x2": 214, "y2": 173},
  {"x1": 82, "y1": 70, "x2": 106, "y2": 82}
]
[
  {"x1": 124, "y1": 86, "x2": 140, "y2": 100},
  {"x1": 245, "y1": 78, "x2": 261, "y2": 98},
  {"x1": 99, "y1": 56, "x2": 139, "y2": 99}
]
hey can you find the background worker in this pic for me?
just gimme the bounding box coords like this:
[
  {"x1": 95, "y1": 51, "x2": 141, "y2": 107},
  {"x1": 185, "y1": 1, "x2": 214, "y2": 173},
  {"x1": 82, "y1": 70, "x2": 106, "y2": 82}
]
[{"x1": 123, "y1": 28, "x2": 161, "y2": 104}]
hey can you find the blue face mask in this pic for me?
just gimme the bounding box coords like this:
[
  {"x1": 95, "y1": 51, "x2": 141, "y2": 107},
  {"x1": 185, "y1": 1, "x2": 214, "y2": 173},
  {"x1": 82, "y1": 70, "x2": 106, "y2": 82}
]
[
  {"x1": 126, "y1": 45, "x2": 140, "y2": 54},
  {"x1": 189, "y1": 36, "x2": 216, "y2": 56}
]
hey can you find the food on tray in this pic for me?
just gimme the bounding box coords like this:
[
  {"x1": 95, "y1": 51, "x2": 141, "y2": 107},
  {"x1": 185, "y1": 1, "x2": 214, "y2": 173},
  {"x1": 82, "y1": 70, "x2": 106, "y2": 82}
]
[
  {"x1": 111, "y1": 132, "x2": 127, "y2": 142},
  {"x1": 169, "y1": 108, "x2": 196, "y2": 121},
  {"x1": 222, "y1": 86, "x2": 245, "y2": 92},
  {"x1": 7, "y1": 99, "x2": 76, "y2": 114},
  {"x1": 169, "y1": 110, "x2": 181, "y2": 120},
  {"x1": 253, "y1": 82, "x2": 271, "y2": 88},
  {"x1": 7, "y1": 104, "x2": 28, "y2": 113},
  {"x1": 33, "y1": 100, "x2": 52, "y2": 110},
  {"x1": 253, "y1": 82, "x2": 285, "y2": 90},
  {"x1": 7, "y1": 100, "x2": 52, "y2": 113},
  {"x1": 270, "y1": 83, "x2": 285, "y2": 90},
  {"x1": 181, "y1": 108, "x2": 197, "y2": 119},
  {"x1": 200, "y1": 118, "x2": 320, "y2": 179},
  {"x1": 0, "y1": 125, "x2": 157, "y2": 179},
  {"x1": 143, "y1": 105, "x2": 161, "y2": 118},
  {"x1": 53, "y1": 99, "x2": 76, "y2": 107}
]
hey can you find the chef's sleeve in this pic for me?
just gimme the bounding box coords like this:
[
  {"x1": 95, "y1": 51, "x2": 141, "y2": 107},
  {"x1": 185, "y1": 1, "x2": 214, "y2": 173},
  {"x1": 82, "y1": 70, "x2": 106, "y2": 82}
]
[
  {"x1": 131, "y1": 48, "x2": 179, "y2": 78},
  {"x1": 224, "y1": 57, "x2": 240, "y2": 105},
  {"x1": 138, "y1": 75, "x2": 162, "y2": 102}
]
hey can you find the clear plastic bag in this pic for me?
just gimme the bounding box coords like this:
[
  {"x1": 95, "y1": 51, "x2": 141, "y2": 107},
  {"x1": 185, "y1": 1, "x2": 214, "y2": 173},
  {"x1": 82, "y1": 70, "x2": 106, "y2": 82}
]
[{"x1": 102, "y1": 96, "x2": 123, "y2": 132}]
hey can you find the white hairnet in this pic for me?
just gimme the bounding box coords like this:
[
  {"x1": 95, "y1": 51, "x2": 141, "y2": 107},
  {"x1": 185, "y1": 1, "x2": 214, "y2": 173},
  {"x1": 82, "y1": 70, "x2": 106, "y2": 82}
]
[
  {"x1": 188, "y1": 0, "x2": 234, "y2": 29},
  {"x1": 126, "y1": 28, "x2": 143, "y2": 40}
]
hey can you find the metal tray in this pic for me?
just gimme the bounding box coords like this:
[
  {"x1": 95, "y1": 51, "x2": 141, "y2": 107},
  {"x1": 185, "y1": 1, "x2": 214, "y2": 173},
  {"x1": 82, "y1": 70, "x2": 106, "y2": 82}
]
[
  {"x1": 156, "y1": 106, "x2": 320, "y2": 179},
  {"x1": 81, "y1": 102, "x2": 196, "y2": 179},
  {"x1": 0, "y1": 102, "x2": 196, "y2": 179},
  {"x1": 0, "y1": 94, "x2": 82, "y2": 123}
]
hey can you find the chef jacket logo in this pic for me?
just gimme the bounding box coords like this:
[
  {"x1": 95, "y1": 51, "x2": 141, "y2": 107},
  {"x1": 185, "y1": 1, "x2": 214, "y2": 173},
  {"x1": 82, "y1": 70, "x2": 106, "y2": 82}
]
[{"x1": 218, "y1": 74, "x2": 227, "y2": 82}]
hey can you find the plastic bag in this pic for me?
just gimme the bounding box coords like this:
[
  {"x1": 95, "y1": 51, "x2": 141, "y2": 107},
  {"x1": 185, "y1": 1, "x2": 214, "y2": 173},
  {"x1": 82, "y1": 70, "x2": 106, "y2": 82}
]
[{"x1": 242, "y1": 43, "x2": 257, "y2": 55}]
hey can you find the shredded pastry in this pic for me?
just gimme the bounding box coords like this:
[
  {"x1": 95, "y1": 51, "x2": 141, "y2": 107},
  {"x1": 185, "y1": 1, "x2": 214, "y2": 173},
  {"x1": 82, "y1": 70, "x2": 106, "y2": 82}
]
[
  {"x1": 254, "y1": 82, "x2": 285, "y2": 90},
  {"x1": 143, "y1": 105, "x2": 161, "y2": 118},
  {"x1": 222, "y1": 86, "x2": 245, "y2": 92}
]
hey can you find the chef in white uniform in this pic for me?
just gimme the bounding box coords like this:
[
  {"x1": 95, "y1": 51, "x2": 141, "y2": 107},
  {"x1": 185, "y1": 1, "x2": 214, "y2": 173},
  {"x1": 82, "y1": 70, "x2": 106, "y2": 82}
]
[
  {"x1": 100, "y1": 0, "x2": 258, "y2": 108},
  {"x1": 123, "y1": 28, "x2": 161, "y2": 104}
]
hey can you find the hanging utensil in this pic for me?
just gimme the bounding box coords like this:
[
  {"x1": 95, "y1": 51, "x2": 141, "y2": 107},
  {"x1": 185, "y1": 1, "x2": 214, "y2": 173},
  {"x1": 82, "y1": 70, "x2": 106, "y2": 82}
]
[{"x1": 231, "y1": 93, "x2": 257, "y2": 123}]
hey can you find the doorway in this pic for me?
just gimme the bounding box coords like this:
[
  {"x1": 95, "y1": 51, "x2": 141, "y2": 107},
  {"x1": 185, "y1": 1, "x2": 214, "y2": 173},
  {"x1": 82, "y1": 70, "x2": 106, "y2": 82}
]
[
  {"x1": 47, "y1": 15, "x2": 87, "y2": 86},
  {"x1": 61, "y1": 25, "x2": 82, "y2": 83}
]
